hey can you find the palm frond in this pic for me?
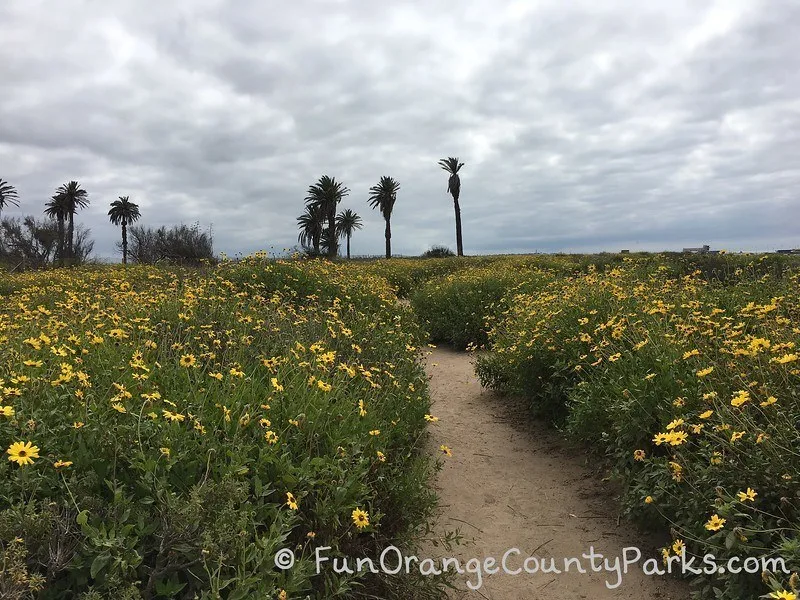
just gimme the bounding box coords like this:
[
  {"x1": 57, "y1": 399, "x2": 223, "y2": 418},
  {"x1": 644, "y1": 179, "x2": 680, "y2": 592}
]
[
  {"x1": 108, "y1": 196, "x2": 142, "y2": 226},
  {"x1": 0, "y1": 179, "x2": 20, "y2": 209},
  {"x1": 437, "y1": 157, "x2": 464, "y2": 175},
  {"x1": 55, "y1": 181, "x2": 90, "y2": 213},
  {"x1": 336, "y1": 209, "x2": 363, "y2": 238},
  {"x1": 44, "y1": 194, "x2": 69, "y2": 219},
  {"x1": 367, "y1": 176, "x2": 400, "y2": 220},
  {"x1": 304, "y1": 175, "x2": 350, "y2": 215},
  {"x1": 297, "y1": 204, "x2": 325, "y2": 247}
]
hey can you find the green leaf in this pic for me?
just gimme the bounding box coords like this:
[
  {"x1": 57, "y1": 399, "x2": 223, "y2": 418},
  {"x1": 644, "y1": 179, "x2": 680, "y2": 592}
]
[
  {"x1": 90, "y1": 552, "x2": 111, "y2": 579},
  {"x1": 155, "y1": 576, "x2": 186, "y2": 596},
  {"x1": 76, "y1": 510, "x2": 89, "y2": 526},
  {"x1": 724, "y1": 530, "x2": 737, "y2": 550}
]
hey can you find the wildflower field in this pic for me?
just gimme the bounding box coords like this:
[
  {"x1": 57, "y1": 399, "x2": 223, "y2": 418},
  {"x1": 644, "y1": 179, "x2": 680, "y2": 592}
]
[
  {"x1": 0, "y1": 259, "x2": 444, "y2": 599},
  {"x1": 3, "y1": 252, "x2": 800, "y2": 599},
  {"x1": 411, "y1": 252, "x2": 800, "y2": 599}
]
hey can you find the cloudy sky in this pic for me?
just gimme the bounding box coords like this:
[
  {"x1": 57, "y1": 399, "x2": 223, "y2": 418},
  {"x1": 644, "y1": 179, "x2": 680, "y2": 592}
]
[{"x1": 1, "y1": 0, "x2": 798, "y2": 259}]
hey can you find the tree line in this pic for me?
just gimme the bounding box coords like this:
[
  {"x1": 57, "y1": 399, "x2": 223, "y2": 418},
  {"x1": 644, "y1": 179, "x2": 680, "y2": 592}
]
[
  {"x1": 0, "y1": 179, "x2": 213, "y2": 269},
  {"x1": 297, "y1": 156, "x2": 466, "y2": 259},
  {"x1": 0, "y1": 153, "x2": 467, "y2": 268},
  {"x1": 0, "y1": 179, "x2": 97, "y2": 269}
]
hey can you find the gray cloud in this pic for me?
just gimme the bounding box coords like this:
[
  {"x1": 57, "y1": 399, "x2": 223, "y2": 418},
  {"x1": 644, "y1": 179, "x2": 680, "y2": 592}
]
[{"x1": 1, "y1": 0, "x2": 799, "y2": 260}]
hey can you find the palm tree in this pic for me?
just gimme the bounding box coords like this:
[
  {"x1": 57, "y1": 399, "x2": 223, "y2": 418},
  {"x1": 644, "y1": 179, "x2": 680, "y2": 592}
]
[
  {"x1": 304, "y1": 175, "x2": 350, "y2": 258},
  {"x1": 0, "y1": 179, "x2": 20, "y2": 215},
  {"x1": 44, "y1": 194, "x2": 69, "y2": 266},
  {"x1": 438, "y1": 157, "x2": 465, "y2": 256},
  {"x1": 108, "y1": 196, "x2": 141, "y2": 265},
  {"x1": 54, "y1": 181, "x2": 89, "y2": 263},
  {"x1": 336, "y1": 209, "x2": 363, "y2": 259},
  {"x1": 297, "y1": 203, "x2": 326, "y2": 255},
  {"x1": 368, "y1": 176, "x2": 400, "y2": 259}
]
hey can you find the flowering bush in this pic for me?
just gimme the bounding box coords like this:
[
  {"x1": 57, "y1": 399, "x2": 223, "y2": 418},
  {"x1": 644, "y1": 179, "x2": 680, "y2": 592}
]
[
  {"x1": 0, "y1": 258, "x2": 444, "y2": 599},
  {"x1": 477, "y1": 256, "x2": 800, "y2": 599},
  {"x1": 410, "y1": 266, "x2": 545, "y2": 349}
]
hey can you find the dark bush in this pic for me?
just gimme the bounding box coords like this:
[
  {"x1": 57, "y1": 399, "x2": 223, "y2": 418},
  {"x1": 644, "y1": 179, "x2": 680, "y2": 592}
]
[{"x1": 420, "y1": 246, "x2": 455, "y2": 258}]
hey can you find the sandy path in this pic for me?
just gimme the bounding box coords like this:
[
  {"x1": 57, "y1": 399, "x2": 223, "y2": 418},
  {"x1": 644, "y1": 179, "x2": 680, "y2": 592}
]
[{"x1": 425, "y1": 347, "x2": 689, "y2": 600}]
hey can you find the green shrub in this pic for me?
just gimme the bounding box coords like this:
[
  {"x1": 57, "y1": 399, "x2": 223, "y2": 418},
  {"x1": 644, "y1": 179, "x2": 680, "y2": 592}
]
[
  {"x1": 0, "y1": 261, "x2": 446, "y2": 598},
  {"x1": 420, "y1": 246, "x2": 455, "y2": 259},
  {"x1": 411, "y1": 267, "x2": 549, "y2": 349},
  {"x1": 477, "y1": 256, "x2": 800, "y2": 599}
]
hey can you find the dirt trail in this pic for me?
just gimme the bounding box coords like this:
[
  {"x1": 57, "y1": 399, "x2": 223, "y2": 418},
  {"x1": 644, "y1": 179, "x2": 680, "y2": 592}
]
[{"x1": 425, "y1": 347, "x2": 688, "y2": 600}]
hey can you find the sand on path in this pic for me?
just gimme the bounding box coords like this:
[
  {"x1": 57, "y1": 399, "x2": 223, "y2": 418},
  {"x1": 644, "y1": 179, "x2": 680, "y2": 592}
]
[{"x1": 425, "y1": 347, "x2": 689, "y2": 600}]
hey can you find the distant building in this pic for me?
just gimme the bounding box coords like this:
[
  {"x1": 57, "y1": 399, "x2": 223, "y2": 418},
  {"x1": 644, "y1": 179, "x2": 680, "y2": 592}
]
[
  {"x1": 682, "y1": 245, "x2": 710, "y2": 254},
  {"x1": 776, "y1": 249, "x2": 800, "y2": 254},
  {"x1": 620, "y1": 249, "x2": 630, "y2": 253}
]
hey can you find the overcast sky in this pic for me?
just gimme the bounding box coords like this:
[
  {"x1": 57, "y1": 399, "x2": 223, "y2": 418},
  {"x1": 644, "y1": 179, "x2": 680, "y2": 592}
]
[{"x1": 1, "y1": 0, "x2": 798, "y2": 259}]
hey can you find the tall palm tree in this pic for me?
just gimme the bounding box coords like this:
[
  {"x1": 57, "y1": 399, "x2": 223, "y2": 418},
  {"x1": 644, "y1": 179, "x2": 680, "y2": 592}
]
[
  {"x1": 438, "y1": 157, "x2": 464, "y2": 256},
  {"x1": 44, "y1": 194, "x2": 69, "y2": 266},
  {"x1": 336, "y1": 209, "x2": 363, "y2": 259},
  {"x1": 304, "y1": 175, "x2": 350, "y2": 258},
  {"x1": 0, "y1": 179, "x2": 20, "y2": 215},
  {"x1": 108, "y1": 196, "x2": 141, "y2": 265},
  {"x1": 297, "y1": 203, "x2": 326, "y2": 255},
  {"x1": 368, "y1": 176, "x2": 400, "y2": 259},
  {"x1": 54, "y1": 181, "x2": 89, "y2": 263}
]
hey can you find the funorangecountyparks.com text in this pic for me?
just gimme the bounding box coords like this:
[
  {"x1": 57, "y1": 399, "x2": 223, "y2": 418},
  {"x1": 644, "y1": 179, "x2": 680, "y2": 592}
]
[{"x1": 273, "y1": 545, "x2": 790, "y2": 591}]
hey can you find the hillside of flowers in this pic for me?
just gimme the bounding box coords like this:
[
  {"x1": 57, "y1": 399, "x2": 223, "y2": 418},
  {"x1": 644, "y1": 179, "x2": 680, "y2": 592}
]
[
  {"x1": 473, "y1": 255, "x2": 800, "y2": 599},
  {"x1": 0, "y1": 258, "x2": 444, "y2": 599},
  {"x1": 4, "y1": 252, "x2": 800, "y2": 599}
]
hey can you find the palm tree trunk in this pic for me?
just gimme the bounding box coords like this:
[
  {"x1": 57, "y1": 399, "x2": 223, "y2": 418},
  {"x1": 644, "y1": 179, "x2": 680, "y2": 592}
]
[
  {"x1": 327, "y1": 206, "x2": 337, "y2": 258},
  {"x1": 122, "y1": 220, "x2": 128, "y2": 265},
  {"x1": 67, "y1": 212, "x2": 75, "y2": 265},
  {"x1": 453, "y1": 200, "x2": 464, "y2": 256},
  {"x1": 57, "y1": 217, "x2": 65, "y2": 267},
  {"x1": 313, "y1": 231, "x2": 320, "y2": 255},
  {"x1": 347, "y1": 234, "x2": 351, "y2": 259},
  {"x1": 385, "y1": 218, "x2": 391, "y2": 259}
]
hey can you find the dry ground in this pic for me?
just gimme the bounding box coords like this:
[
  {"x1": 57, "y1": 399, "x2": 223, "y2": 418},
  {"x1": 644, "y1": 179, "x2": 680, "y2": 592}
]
[{"x1": 425, "y1": 347, "x2": 690, "y2": 600}]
